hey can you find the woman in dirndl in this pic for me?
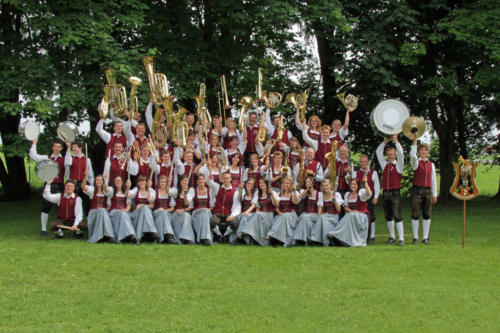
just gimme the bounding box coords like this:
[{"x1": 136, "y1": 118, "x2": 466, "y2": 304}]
[
  {"x1": 235, "y1": 178, "x2": 258, "y2": 243},
  {"x1": 267, "y1": 176, "x2": 300, "y2": 246},
  {"x1": 108, "y1": 176, "x2": 136, "y2": 243},
  {"x1": 169, "y1": 175, "x2": 196, "y2": 244},
  {"x1": 292, "y1": 175, "x2": 320, "y2": 246},
  {"x1": 82, "y1": 172, "x2": 115, "y2": 243},
  {"x1": 328, "y1": 177, "x2": 372, "y2": 247},
  {"x1": 309, "y1": 179, "x2": 343, "y2": 246},
  {"x1": 129, "y1": 175, "x2": 158, "y2": 245},
  {"x1": 153, "y1": 175, "x2": 176, "y2": 244},
  {"x1": 188, "y1": 174, "x2": 214, "y2": 245}
]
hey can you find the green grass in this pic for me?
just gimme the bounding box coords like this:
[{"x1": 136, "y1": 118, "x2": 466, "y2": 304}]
[{"x1": 0, "y1": 196, "x2": 499, "y2": 332}]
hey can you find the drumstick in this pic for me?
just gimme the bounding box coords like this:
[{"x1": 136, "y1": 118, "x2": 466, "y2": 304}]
[{"x1": 55, "y1": 224, "x2": 80, "y2": 231}]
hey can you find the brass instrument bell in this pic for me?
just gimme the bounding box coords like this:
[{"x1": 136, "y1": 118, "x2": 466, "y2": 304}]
[
  {"x1": 265, "y1": 92, "x2": 283, "y2": 109},
  {"x1": 336, "y1": 92, "x2": 358, "y2": 112}
]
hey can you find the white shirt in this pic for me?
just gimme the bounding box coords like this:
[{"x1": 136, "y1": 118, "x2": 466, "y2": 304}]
[
  {"x1": 318, "y1": 191, "x2": 344, "y2": 208},
  {"x1": 410, "y1": 145, "x2": 437, "y2": 197},
  {"x1": 103, "y1": 154, "x2": 139, "y2": 184},
  {"x1": 43, "y1": 185, "x2": 82, "y2": 226},
  {"x1": 128, "y1": 187, "x2": 156, "y2": 207},
  {"x1": 376, "y1": 141, "x2": 404, "y2": 174},
  {"x1": 96, "y1": 118, "x2": 133, "y2": 148},
  {"x1": 343, "y1": 189, "x2": 369, "y2": 205},
  {"x1": 83, "y1": 185, "x2": 111, "y2": 200},
  {"x1": 29, "y1": 144, "x2": 63, "y2": 163},
  {"x1": 200, "y1": 166, "x2": 241, "y2": 217},
  {"x1": 293, "y1": 160, "x2": 324, "y2": 185},
  {"x1": 187, "y1": 186, "x2": 216, "y2": 209}
]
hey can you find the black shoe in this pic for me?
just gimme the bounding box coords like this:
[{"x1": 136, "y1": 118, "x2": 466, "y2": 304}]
[
  {"x1": 397, "y1": 240, "x2": 405, "y2": 246},
  {"x1": 108, "y1": 237, "x2": 117, "y2": 244},
  {"x1": 367, "y1": 237, "x2": 375, "y2": 244},
  {"x1": 422, "y1": 238, "x2": 430, "y2": 245},
  {"x1": 166, "y1": 234, "x2": 176, "y2": 244},
  {"x1": 294, "y1": 240, "x2": 306, "y2": 246},
  {"x1": 40, "y1": 231, "x2": 47, "y2": 237},
  {"x1": 54, "y1": 232, "x2": 64, "y2": 239},
  {"x1": 213, "y1": 234, "x2": 223, "y2": 244},
  {"x1": 73, "y1": 231, "x2": 84, "y2": 239},
  {"x1": 201, "y1": 239, "x2": 211, "y2": 246},
  {"x1": 386, "y1": 237, "x2": 395, "y2": 244},
  {"x1": 412, "y1": 238, "x2": 418, "y2": 245},
  {"x1": 222, "y1": 235, "x2": 230, "y2": 244}
]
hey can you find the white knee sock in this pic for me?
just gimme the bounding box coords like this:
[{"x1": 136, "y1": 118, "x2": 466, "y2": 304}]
[
  {"x1": 41, "y1": 212, "x2": 48, "y2": 232},
  {"x1": 411, "y1": 219, "x2": 419, "y2": 240},
  {"x1": 387, "y1": 221, "x2": 395, "y2": 239},
  {"x1": 396, "y1": 221, "x2": 404, "y2": 241},
  {"x1": 224, "y1": 226, "x2": 233, "y2": 236},
  {"x1": 370, "y1": 222, "x2": 376, "y2": 238},
  {"x1": 212, "y1": 226, "x2": 221, "y2": 236},
  {"x1": 422, "y1": 219, "x2": 431, "y2": 239}
]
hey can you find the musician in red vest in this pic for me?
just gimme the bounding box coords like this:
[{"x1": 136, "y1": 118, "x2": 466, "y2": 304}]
[
  {"x1": 152, "y1": 148, "x2": 183, "y2": 188},
  {"x1": 244, "y1": 111, "x2": 259, "y2": 167},
  {"x1": 131, "y1": 123, "x2": 148, "y2": 160},
  {"x1": 376, "y1": 134, "x2": 405, "y2": 246},
  {"x1": 103, "y1": 141, "x2": 138, "y2": 186},
  {"x1": 353, "y1": 154, "x2": 380, "y2": 243},
  {"x1": 30, "y1": 139, "x2": 65, "y2": 236},
  {"x1": 267, "y1": 111, "x2": 292, "y2": 153},
  {"x1": 302, "y1": 124, "x2": 333, "y2": 169},
  {"x1": 409, "y1": 138, "x2": 437, "y2": 245},
  {"x1": 329, "y1": 108, "x2": 350, "y2": 146},
  {"x1": 294, "y1": 147, "x2": 324, "y2": 190},
  {"x1": 202, "y1": 164, "x2": 242, "y2": 244},
  {"x1": 136, "y1": 143, "x2": 156, "y2": 186},
  {"x1": 96, "y1": 118, "x2": 132, "y2": 158},
  {"x1": 43, "y1": 179, "x2": 86, "y2": 239},
  {"x1": 65, "y1": 140, "x2": 93, "y2": 217}
]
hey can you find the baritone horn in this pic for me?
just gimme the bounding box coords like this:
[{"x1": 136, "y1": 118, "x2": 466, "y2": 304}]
[
  {"x1": 239, "y1": 95, "x2": 254, "y2": 132},
  {"x1": 104, "y1": 68, "x2": 128, "y2": 118},
  {"x1": 336, "y1": 92, "x2": 358, "y2": 112}
]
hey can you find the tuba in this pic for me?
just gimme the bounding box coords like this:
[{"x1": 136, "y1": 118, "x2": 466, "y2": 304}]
[
  {"x1": 142, "y1": 56, "x2": 165, "y2": 106},
  {"x1": 239, "y1": 95, "x2": 254, "y2": 132},
  {"x1": 105, "y1": 68, "x2": 128, "y2": 118},
  {"x1": 336, "y1": 92, "x2": 358, "y2": 112},
  {"x1": 324, "y1": 141, "x2": 339, "y2": 191}
]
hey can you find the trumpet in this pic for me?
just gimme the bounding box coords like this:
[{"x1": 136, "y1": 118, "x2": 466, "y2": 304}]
[
  {"x1": 239, "y1": 95, "x2": 254, "y2": 132},
  {"x1": 335, "y1": 92, "x2": 358, "y2": 112},
  {"x1": 259, "y1": 139, "x2": 276, "y2": 164},
  {"x1": 325, "y1": 141, "x2": 339, "y2": 191},
  {"x1": 128, "y1": 76, "x2": 142, "y2": 120}
]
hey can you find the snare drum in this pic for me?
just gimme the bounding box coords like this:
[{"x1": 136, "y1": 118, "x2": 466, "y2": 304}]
[
  {"x1": 35, "y1": 160, "x2": 59, "y2": 183},
  {"x1": 370, "y1": 99, "x2": 410, "y2": 136},
  {"x1": 19, "y1": 120, "x2": 40, "y2": 141},
  {"x1": 57, "y1": 121, "x2": 79, "y2": 143}
]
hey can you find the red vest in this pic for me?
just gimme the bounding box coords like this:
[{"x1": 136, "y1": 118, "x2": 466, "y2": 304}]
[
  {"x1": 209, "y1": 169, "x2": 221, "y2": 185},
  {"x1": 213, "y1": 186, "x2": 237, "y2": 215},
  {"x1": 69, "y1": 156, "x2": 86, "y2": 181},
  {"x1": 132, "y1": 136, "x2": 147, "y2": 160},
  {"x1": 305, "y1": 160, "x2": 321, "y2": 190},
  {"x1": 246, "y1": 126, "x2": 259, "y2": 152},
  {"x1": 159, "y1": 145, "x2": 175, "y2": 158},
  {"x1": 271, "y1": 129, "x2": 290, "y2": 148},
  {"x1": 90, "y1": 193, "x2": 107, "y2": 210},
  {"x1": 138, "y1": 162, "x2": 153, "y2": 187},
  {"x1": 230, "y1": 167, "x2": 242, "y2": 188},
  {"x1": 110, "y1": 194, "x2": 127, "y2": 210},
  {"x1": 279, "y1": 197, "x2": 296, "y2": 213},
  {"x1": 194, "y1": 188, "x2": 210, "y2": 209},
  {"x1": 356, "y1": 168, "x2": 375, "y2": 193},
  {"x1": 241, "y1": 194, "x2": 254, "y2": 213},
  {"x1": 258, "y1": 196, "x2": 274, "y2": 212},
  {"x1": 347, "y1": 193, "x2": 369, "y2": 214},
  {"x1": 181, "y1": 164, "x2": 196, "y2": 188},
  {"x1": 382, "y1": 162, "x2": 401, "y2": 190},
  {"x1": 175, "y1": 195, "x2": 187, "y2": 210},
  {"x1": 289, "y1": 151, "x2": 300, "y2": 168},
  {"x1": 50, "y1": 155, "x2": 65, "y2": 184},
  {"x1": 336, "y1": 160, "x2": 350, "y2": 191},
  {"x1": 271, "y1": 167, "x2": 282, "y2": 189},
  {"x1": 105, "y1": 134, "x2": 127, "y2": 158},
  {"x1": 56, "y1": 194, "x2": 77, "y2": 220},
  {"x1": 304, "y1": 191, "x2": 319, "y2": 214},
  {"x1": 413, "y1": 160, "x2": 433, "y2": 188},
  {"x1": 135, "y1": 191, "x2": 149, "y2": 205},
  {"x1": 316, "y1": 140, "x2": 332, "y2": 169},
  {"x1": 158, "y1": 164, "x2": 174, "y2": 187},
  {"x1": 223, "y1": 130, "x2": 238, "y2": 149},
  {"x1": 109, "y1": 156, "x2": 128, "y2": 185},
  {"x1": 307, "y1": 128, "x2": 321, "y2": 143},
  {"x1": 208, "y1": 128, "x2": 222, "y2": 141},
  {"x1": 330, "y1": 132, "x2": 344, "y2": 147},
  {"x1": 246, "y1": 168, "x2": 261, "y2": 184},
  {"x1": 323, "y1": 198, "x2": 340, "y2": 215},
  {"x1": 155, "y1": 190, "x2": 170, "y2": 210}
]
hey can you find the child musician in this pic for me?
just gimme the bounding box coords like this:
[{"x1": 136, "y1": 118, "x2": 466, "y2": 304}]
[
  {"x1": 376, "y1": 134, "x2": 405, "y2": 246},
  {"x1": 309, "y1": 179, "x2": 343, "y2": 246}
]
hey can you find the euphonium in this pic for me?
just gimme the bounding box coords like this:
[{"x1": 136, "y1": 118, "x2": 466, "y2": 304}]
[
  {"x1": 128, "y1": 76, "x2": 142, "y2": 120},
  {"x1": 215, "y1": 147, "x2": 229, "y2": 169},
  {"x1": 173, "y1": 120, "x2": 188, "y2": 147},
  {"x1": 239, "y1": 95, "x2": 254, "y2": 132},
  {"x1": 324, "y1": 141, "x2": 338, "y2": 191},
  {"x1": 335, "y1": 91, "x2": 358, "y2": 112},
  {"x1": 175, "y1": 106, "x2": 188, "y2": 123},
  {"x1": 104, "y1": 68, "x2": 128, "y2": 118},
  {"x1": 152, "y1": 121, "x2": 168, "y2": 148},
  {"x1": 256, "y1": 109, "x2": 268, "y2": 143}
]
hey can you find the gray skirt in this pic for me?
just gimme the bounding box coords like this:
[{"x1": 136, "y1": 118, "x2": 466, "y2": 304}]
[
  {"x1": 236, "y1": 213, "x2": 253, "y2": 237},
  {"x1": 191, "y1": 208, "x2": 212, "y2": 243},
  {"x1": 267, "y1": 212, "x2": 298, "y2": 246},
  {"x1": 109, "y1": 209, "x2": 136, "y2": 242},
  {"x1": 292, "y1": 213, "x2": 319, "y2": 244},
  {"x1": 153, "y1": 210, "x2": 174, "y2": 243},
  {"x1": 130, "y1": 206, "x2": 158, "y2": 240},
  {"x1": 241, "y1": 212, "x2": 274, "y2": 246},
  {"x1": 87, "y1": 208, "x2": 114, "y2": 243},
  {"x1": 310, "y1": 214, "x2": 339, "y2": 246},
  {"x1": 328, "y1": 212, "x2": 368, "y2": 247},
  {"x1": 171, "y1": 211, "x2": 195, "y2": 244}
]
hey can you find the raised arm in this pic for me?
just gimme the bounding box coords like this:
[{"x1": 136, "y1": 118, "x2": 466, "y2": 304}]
[
  {"x1": 395, "y1": 140, "x2": 404, "y2": 172},
  {"x1": 96, "y1": 119, "x2": 111, "y2": 144},
  {"x1": 29, "y1": 141, "x2": 48, "y2": 162},
  {"x1": 145, "y1": 102, "x2": 154, "y2": 132},
  {"x1": 302, "y1": 129, "x2": 318, "y2": 151},
  {"x1": 376, "y1": 142, "x2": 386, "y2": 170}
]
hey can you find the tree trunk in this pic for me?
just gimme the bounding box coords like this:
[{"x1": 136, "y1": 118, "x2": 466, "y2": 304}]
[{"x1": 315, "y1": 33, "x2": 339, "y2": 124}]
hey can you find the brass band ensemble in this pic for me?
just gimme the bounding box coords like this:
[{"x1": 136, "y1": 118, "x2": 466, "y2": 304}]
[{"x1": 26, "y1": 58, "x2": 437, "y2": 247}]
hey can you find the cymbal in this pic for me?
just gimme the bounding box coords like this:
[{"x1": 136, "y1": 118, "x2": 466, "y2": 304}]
[{"x1": 403, "y1": 116, "x2": 426, "y2": 139}]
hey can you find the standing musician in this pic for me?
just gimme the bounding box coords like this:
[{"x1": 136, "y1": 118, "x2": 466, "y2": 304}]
[
  {"x1": 64, "y1": 140, "x2": 93, "y2": 216},
  {"x1": 103, "y1": 141, "x2": 138, "y2": 186},
  {"x1": 409, "y1": 138, "x2": 437, "y2": 245},
  {"x1": 207, "y1": 114, "x2": 223, "y2": 141},
  {"x1": 288, "y1": 137, "x2": 302, "y2": 170},
  {"x1": 294, "y1": 147, "x2": 324, "y2": 190},
  {"x1": 225, "y1": 154, "x2": 244, "y2": 188},
  {"x1": 322, "y1": 145, "x2": 351, "y2": 197},
  {"x1": 43, "y1": 179, "x2": 86, "y2": 239},
  {"x1": 244, "y1": 111, "x2": 259, "y2": 167},
  {"x1": 267, "y1": 111, "x2": 292, "y2": 153},
  {"x1": 302, "y1": 124, "x2": 333, "y2": 169},
  {"x1": 329, "y1": 108, "x2": 351, "y2": 146},
  {"x1": 136, "y1": 143, "x2": 155, "y2": 186},
  {"x1": 376, "y1": 134, "x2": 405, "y2": 246},
  {"x1": 175, "y1": 150, "x2": 199, "y2": 188},
  {"x1": 152, "y1": 149, "x2": 183, "y2": 188},
  {"x1": 185, "y1": 112, "x2": 197, "y2": 135},
  {"x1": 353, "y1": 154, "x2": 380, "y2": 243},
  {"x1": 222, "y1": 117, "x2": 241, "y2": 149},
  {"x1": 96, "y1": 118, "x2": 132, "y2": 158},
  {"x1": 243, "y1": 153, "x2": 262, "y2": 184},
  {"x1": 201, "y1": 164, "x2": 241, "y2": 244},
  {"x1": 296, "y1": 113, "x2": 322, "y2": 147},
  {"x1": 30, "y1": 139, "x2": 65, "y2": 236},
  {"x1": 131, "y1": 123, "x2": 148, "y2": 160},
  {"x1": 261, "y1": 151, "x2": 291, "y2": 193},
  {"x1": 225, "y1": 135, "x2": 246, "y2": 167}
]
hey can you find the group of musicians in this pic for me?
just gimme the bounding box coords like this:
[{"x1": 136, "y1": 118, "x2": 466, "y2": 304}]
[{"x1": 31, "y1": 100, "x2": 437, "y2": 247}]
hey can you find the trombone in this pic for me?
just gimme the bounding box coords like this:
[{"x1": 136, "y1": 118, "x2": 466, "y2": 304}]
[{"x1": 219, "y1": 75, "x2": 231, "y2": 125}]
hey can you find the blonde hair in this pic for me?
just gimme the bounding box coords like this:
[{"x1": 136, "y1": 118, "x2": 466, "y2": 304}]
[
  {"x1": 307, "y1": 115, "x2": 322, "y2": 130},
  {"x1": 281, "y1": 176, "x2": 294, "y2": 194}
]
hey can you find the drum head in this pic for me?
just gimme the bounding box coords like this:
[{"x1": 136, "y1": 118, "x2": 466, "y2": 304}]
[
  {"x1": 57, "y1": 122, "x2": 78, "y2": 143},
  {"x1": 36, "y1": 160, "x2": 59, "y2": 182},
  {"x1": 371, "y1": 99, "x2": 410, "y2": 136},
  {"x1": 24, "y1": 121, "x2": 40, "y2": 141}
]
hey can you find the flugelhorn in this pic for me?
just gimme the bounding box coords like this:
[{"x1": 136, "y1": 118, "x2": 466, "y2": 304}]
[
  {"x1": 239, "y1": 95, "x2": 254, "y2": 132},
  {"x1": 336, "y1": 92, "x2": 358, "y2": 112}
]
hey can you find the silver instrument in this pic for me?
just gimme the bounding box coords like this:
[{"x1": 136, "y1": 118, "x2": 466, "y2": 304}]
[
  {"x1": 57, "y1": 121, "x2": 79, "y2": 143},
  {"x1": 35, "y1": 159, "x2": 59, "y2": 182},
  {"x1": 370, "y1": 99, "x2": 410, "y2": 136},
  {"x1": 19, "y1": 120, "x2": 40, "y2": 141}
]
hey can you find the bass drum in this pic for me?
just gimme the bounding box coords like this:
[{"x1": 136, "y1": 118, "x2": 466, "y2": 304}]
[
  {"x1": 370, "y1": 99, "x2": 410, "y2": 136},
  {"x1": 57, "y1": 121, "x2": 79, "y2": 143},
  {"x1": 35, "y1": 159, "x2": 59, "y2": 183},
  {"x1": 19, "y1": 120, "x2": 40, "y2": 141}
]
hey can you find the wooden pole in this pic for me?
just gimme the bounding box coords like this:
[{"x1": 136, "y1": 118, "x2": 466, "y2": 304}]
[{"x1": 463, "y1": 200, "x2": 466, "y2": 248}]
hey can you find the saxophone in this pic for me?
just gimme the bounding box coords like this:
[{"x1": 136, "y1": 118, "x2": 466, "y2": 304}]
[{"x1": 297, "y1": 148, "x2": 306, "y2": 189}]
